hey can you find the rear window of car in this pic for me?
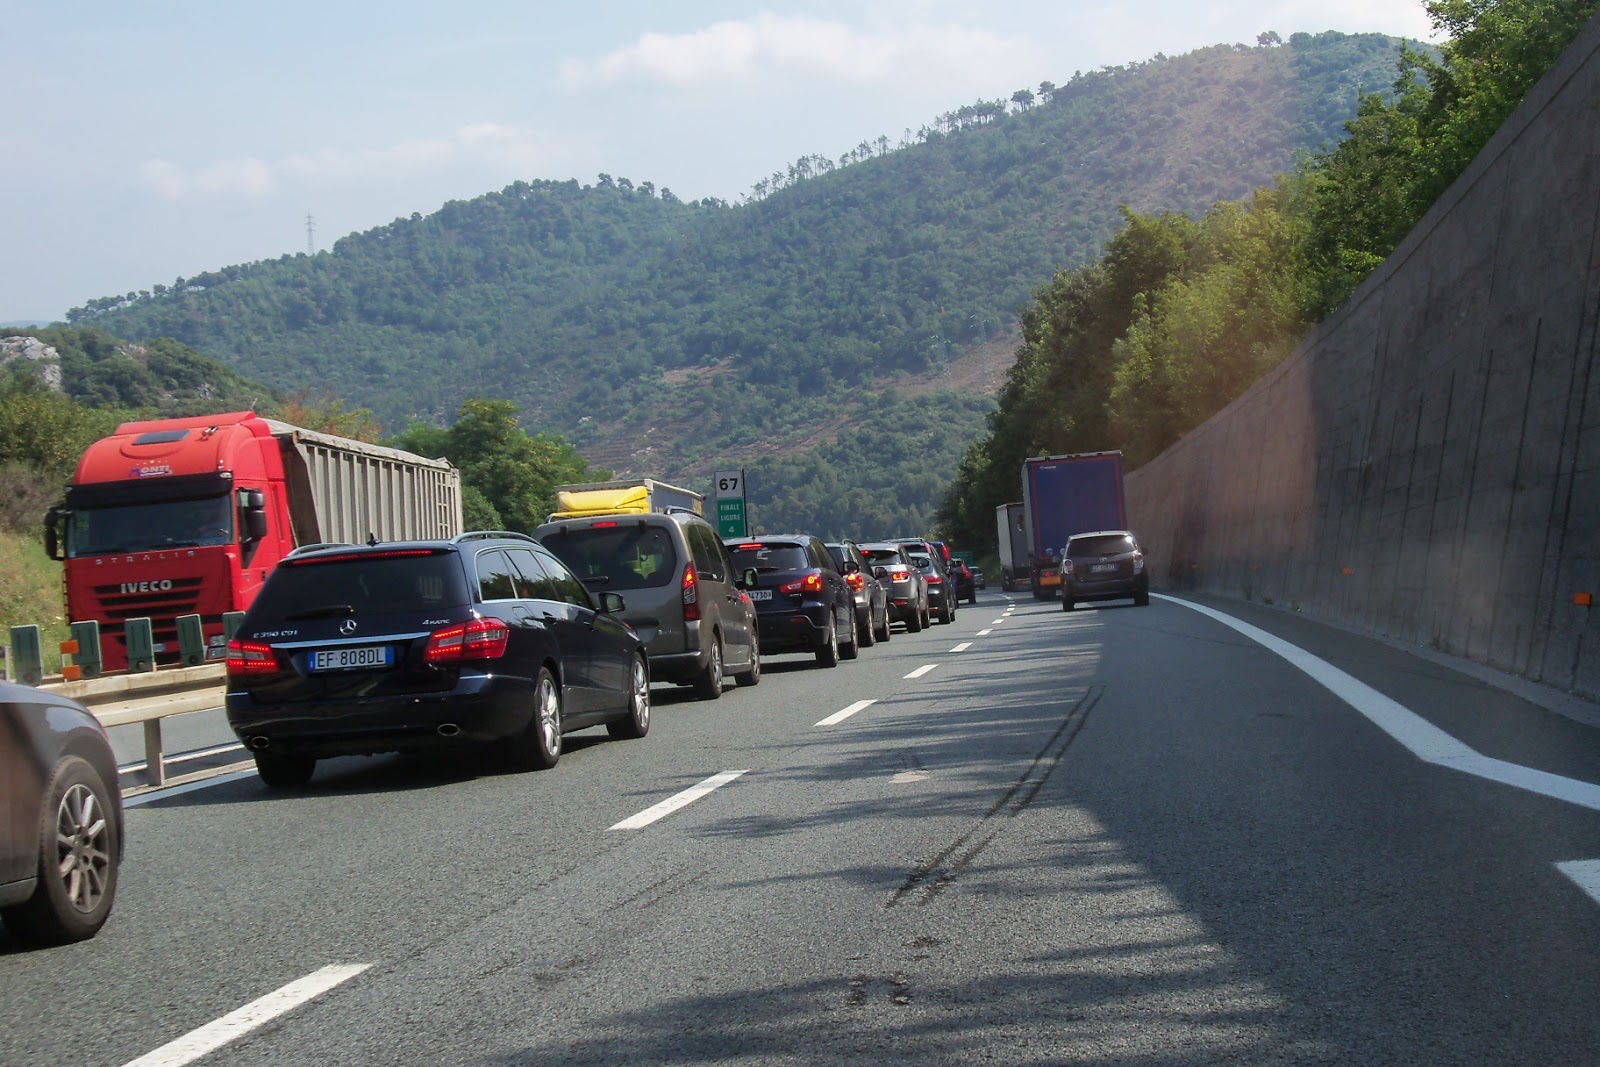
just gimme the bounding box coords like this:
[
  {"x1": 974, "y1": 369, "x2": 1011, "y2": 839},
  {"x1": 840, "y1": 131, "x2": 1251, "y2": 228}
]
[
  {"x1": 728, "y1": 542, "x2": 809, "y2": 571},
  {"x1": 539, "y1": 523, "x2": 680, "y2": 590},
  {"x1": 253, "y1": 552, "x2": 470, "y2": 616},
  {"x1": 862, "y1": 547, "x2": 904, "y2": 564},
  {"x1": 1068, "y1": 534, "x2": 1135, "y2": 556}
]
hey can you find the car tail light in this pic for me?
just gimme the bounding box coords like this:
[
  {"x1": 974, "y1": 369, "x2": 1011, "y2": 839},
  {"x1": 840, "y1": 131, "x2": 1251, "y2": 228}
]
[
  {"x1": 1062, "y1": 559, "x2": 1075, "y2": 576},
  {"x1": 226, "y1": 638, "x2": 281, "y2": 677},
  {"x1": 845, "y1": 572, "x2": 865, "y2": 592},
  {"x1": 426, "y1": 617, "x2": 511, "y2": 664},
  {"x1": 926, "y1": 573, "x2": 944, "y2": 585},
  {"x1": 1132, "y1": 550, "x2": 1144, "y2": 573},
  {"x1": 286, "y1": 547, "x2": 440, "y2": 567},
  {"x1": 887, "y1": 566, "x2": 911, "y2": 580},
  {"x1": 682, "y1": 563, "x2": 700, "y2": 621},
  {"x1": 779, "y1": 572, "x2": 824, "y2": 596}
]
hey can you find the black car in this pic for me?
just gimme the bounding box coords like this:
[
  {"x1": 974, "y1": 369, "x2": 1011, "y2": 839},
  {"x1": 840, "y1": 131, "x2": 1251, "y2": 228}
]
[
  {"x1": 1060, "y1": 530, "x2": 1150, "y2": 610},
  {"x1": 1, "y1": 680, "x2": 123, "y2": 946},
  {"x1": 826, "y1": 541, "x2": 891, "y2": 649},
  {"x1": 946, "y1": 558, "x2": 978, "y2": 604},
  {"x1": 725, "y1": 535, "x2": 857, "y2": 666},
  {"x1": 225, "y1": 532, "x2": 650, "y2": 786}
]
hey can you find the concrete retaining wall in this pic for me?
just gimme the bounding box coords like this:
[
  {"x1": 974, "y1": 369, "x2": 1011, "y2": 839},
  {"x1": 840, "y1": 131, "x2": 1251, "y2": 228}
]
[{"x1": 1127, "y1": 13, "x2": 1600, "y2": 696}]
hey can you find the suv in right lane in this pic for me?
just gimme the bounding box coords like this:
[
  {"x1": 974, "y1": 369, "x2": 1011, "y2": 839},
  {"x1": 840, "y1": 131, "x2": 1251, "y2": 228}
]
[
  {"x1": 1060, "y1": 530, "x2": 1150, "y2": 610},
  {"x1": 725, "y1": 535, "x2": 857, "y2": 667}
]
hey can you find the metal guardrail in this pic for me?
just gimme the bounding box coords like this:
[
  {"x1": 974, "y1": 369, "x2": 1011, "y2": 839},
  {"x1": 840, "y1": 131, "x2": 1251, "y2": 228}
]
[{"x1": 41, "y1": 665, "x2": 226, "y2": 788}]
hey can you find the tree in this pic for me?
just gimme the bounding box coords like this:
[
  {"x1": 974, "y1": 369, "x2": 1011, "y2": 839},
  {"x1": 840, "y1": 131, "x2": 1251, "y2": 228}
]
[
  {"x1": 1257, "y1": 31, "x2": 1282, "y2": 47},
  {"x1": 1012, "y1": 88, "x2": 1036, "y2": 111}
]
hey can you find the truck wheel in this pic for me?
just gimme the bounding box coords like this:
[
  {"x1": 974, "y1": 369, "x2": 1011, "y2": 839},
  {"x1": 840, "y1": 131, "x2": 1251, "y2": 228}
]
[
  {"x1": 0, "y1": 757, "x2": 120, "y2": 947},
  {"x1": 255, "y1": 752, "x2": 316, "y2": 789},
  {"x1": 692, "y1": 638, "x2": 724, "y2": 700}
]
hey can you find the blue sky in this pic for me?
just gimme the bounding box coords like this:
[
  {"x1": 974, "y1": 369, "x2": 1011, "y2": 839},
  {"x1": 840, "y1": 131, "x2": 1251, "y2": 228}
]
[{"x1": 3, "y1": 1, "x2": 1435, "y2": 323}]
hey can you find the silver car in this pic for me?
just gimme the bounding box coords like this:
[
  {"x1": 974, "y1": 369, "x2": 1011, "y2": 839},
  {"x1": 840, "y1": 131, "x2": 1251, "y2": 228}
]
[{"x1": 859, "y1": 542, "x2": 929, "y2": 633}]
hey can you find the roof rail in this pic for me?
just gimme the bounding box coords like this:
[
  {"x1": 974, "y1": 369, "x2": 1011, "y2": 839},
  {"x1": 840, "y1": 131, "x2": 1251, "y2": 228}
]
[{"x1": 450, "y1": 530, "x2": 537, "y2": 545}]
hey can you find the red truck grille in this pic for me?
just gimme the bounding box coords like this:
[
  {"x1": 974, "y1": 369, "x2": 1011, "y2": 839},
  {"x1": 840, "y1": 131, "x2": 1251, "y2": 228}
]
[{"x1": 88, "y1": 577, "x2": 208, "y2": 662}]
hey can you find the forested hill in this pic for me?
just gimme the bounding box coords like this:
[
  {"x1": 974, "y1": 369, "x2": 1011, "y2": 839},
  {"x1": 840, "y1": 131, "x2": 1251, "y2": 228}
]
[{"x1": 77, "y1": 31, "x2": 1405, "y2": 537}]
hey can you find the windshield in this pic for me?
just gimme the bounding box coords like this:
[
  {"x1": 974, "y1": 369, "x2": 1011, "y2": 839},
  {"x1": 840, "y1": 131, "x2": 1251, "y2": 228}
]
[{"x1": 66, "y1": 495, "x2": 234, "y2": 557}]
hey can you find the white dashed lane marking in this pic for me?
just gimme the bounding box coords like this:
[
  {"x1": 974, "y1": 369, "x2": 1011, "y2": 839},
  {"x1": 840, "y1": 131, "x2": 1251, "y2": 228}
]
[
  {"x1": 905, "y1": 664, "x2": 939, "y2": 679},
  {"x1": 950, "y1": 642, "x2": 972, "y2": 652},
  {"x1": 608, "y1": 770, "x2": 749, "y2": 830},
  {"x1": 817, "y1": 699, "x2": 876, "y2": 727}
]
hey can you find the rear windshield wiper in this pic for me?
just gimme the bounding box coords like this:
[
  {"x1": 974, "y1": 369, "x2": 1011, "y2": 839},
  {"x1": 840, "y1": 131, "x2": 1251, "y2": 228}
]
[{"x1": 285, "y1": 604, "x2": 355, "y2": 620}]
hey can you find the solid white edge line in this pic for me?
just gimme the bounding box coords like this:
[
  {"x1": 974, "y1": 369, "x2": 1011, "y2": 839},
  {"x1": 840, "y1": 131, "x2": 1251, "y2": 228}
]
[
  {"x1": 950, "y1": 642, "x2": 972, "y2": 652},
  {"x1": 1156, "y1": 594, "x2": 1600, "y2": 812},
  {"x1": 1557, "y1": 861, "x2": 1600, "y2": 905},
  {"x1": 817, "y1": 699, "x2": 876, "y2": 727},
  {"x1": 120, "y1": 963, "x2": 371, "y2": 1067},
  {"x1": 123, "y1": 770, "x2": 258, "y2": 808},
  {"x1": 608, "y1": 770, "x2": 749, "y2": 831},
  {"x1": 904, "y1": 664, "x2": 938, "y2": 679}
]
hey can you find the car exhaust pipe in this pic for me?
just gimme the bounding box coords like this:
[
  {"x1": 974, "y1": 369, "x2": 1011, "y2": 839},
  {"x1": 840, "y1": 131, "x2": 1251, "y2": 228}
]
[
  {"x1": 248, "y1": 736, "x2": 271, "y2": 751},
  {"x1": 437, "y1": 723, "x2": 460, "y2": 738}
]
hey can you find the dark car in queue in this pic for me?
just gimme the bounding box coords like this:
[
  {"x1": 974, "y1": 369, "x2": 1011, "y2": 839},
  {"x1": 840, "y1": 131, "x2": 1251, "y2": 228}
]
[
  {"x1": 946, "y1": 558, "x2": 978, "y2": 604},
  {"x1": 225, "y1": 532, "x2": 650, "y2": 787},
  {"x1": 1, "y1": 680, "x2": 123, "y2": 946},
  {"x1": 859, "y1": 542, "x2": 929, "y2": 632},
  {"x1": 909, "y1": 550, "x2": 957, "y2": 624},
  {"x1": 1060, "y1": 530, "x2": 1150, "y2": 611},
  {"x1": 724, "y1": 535, "x2": 857, "y2": 666},
  {"x1": 826, "y1": 541, "x2": 891, "y2": 649}
]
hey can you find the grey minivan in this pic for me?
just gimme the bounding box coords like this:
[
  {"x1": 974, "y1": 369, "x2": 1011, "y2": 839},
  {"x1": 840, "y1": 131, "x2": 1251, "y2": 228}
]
[{"x1": 536, "y1": 511, "x2": 758, "y2": 698}]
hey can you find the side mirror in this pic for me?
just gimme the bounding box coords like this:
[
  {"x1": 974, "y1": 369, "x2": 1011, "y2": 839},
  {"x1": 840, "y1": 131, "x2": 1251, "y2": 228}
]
[
  {"x1": 44, "y1": 508, "x2": 63, "y2": 561},
  {"x1": 873, "y1": 567, "x2": 888, "y2": 581},
  {"x1": 240, "y1": 489, "x2": 268, "y2": 541},
  {"x1": 844, "y1": 560, "x2": 860, "y2": 575},
  {"x1": 600, "y1": 591, "x2": 626, "y2": 614},
  {"x1": 741, "y1": 568, "x2": 759, "y2": 589}
]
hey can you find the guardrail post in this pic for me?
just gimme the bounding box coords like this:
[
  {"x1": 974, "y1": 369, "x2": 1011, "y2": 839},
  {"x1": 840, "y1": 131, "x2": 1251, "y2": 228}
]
[
  {"x1": 10, "y1": 626, "x2": 42, "y2": 686},
  {"x1": 176, "y1": 614, "x2": 205, "y2": 667},
  {"x1": 69, "y1": 621, "x2": 102, "y2": 679},
  {"x1": 143, "y1": 720, "x2": 165, "y2": 788},
  {"x1": 125, "y1": 617, "x2": 156, "y2": 673}
]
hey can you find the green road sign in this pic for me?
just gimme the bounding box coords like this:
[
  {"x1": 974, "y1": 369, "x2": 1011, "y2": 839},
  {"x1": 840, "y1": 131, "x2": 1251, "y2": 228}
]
[{"x1": 715, "y1": 468, "x2": 748, "y2": 537}]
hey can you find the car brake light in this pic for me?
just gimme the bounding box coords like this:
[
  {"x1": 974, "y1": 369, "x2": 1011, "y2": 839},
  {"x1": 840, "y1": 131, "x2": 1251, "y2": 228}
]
[
  {"x1": 426, "y1": 617, "x2": 511, "y2": 664},
  {"x1": 226, "y1": 638, "x2": 281, "y2": 677},
  {"x1": 888, "y1": 566, "x2": 910, "y2": 580},
  {"x1": 926, "y1": 574, "x2": 943, "y2": 585},
  {"x1": 779, "y1": 572, "x2": 824, "y2": 595},
  {"x1": 845, "y1": 572, "x2": 865, "y2": 592},
  {"x1": 592, "y1": 520, "x2": 619, "y2": 528},
  {"x1": 286, "y1": 547, "x2": 440, "y2": 566},
  {"x1": 1132, "y1": 550, "x2": 1144, "y2": 573},
  {"x1": 1062, "y1": 559, "x2": 1075, "y2": 575},
  {"x1": 682, "y1": 563, "x2": 700, "y2": 621}
]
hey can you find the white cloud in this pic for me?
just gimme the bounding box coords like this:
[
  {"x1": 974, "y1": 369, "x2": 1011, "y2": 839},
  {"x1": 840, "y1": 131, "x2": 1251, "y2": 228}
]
[
  {"x1": 556, "y1": 11, "x2": 1029, "y2": 90},
  {"x1": 137, "y1": 124, "x2": 553, "y2": 202}
]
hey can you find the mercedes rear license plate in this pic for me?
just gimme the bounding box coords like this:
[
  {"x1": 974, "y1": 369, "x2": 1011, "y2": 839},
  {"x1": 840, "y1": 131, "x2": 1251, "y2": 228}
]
[
  {"x1": 309, "y1": 645, "x2": 393, "y2": 672},
  {"x1": 748, "y1": 589, "x2": 773, "y2": 600}
]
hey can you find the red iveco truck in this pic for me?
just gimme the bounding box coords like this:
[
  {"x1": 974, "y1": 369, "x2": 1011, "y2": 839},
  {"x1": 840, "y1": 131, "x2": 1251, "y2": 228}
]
[{"x1": 46, "y1": 411, "x2": 464, "y2": 670}]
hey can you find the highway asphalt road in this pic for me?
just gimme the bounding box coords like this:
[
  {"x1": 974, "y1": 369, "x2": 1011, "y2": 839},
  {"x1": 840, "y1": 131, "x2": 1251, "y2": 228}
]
[{"x1": 5, "y1": 591, "x2": 1600, "y2": 1065}]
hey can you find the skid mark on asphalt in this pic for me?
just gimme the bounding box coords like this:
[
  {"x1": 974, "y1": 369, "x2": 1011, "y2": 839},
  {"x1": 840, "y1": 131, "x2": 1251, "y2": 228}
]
[{"x1": 887, "y1": 687, "x2": 1103, "y2": 908}]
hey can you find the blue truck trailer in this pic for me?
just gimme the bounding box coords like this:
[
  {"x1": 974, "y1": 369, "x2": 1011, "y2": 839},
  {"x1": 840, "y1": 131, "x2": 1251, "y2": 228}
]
[{"x1": 1020, "y1": 451, "x2": 1127, "y2": 600}]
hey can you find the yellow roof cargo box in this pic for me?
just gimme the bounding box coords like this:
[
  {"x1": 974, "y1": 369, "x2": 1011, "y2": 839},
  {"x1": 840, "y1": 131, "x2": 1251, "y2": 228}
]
[{"x1": 550, "y1": 478, "x2": 705, "y2": 520}]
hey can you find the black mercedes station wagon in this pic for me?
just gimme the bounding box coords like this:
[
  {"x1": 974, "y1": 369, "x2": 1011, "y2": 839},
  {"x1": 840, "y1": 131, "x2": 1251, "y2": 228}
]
[{"x1": 225, "y1": 532, "x2": 650, "y2": 787}]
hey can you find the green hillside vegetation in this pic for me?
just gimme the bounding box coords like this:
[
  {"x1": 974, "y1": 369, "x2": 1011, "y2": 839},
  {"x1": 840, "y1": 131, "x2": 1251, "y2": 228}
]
[
  {"x1": 72, "y1": 32, "x2": 1407, "y2": 538},
  {"x1": 939, "y1": 0, "x2": 1600, "y2": 555}
]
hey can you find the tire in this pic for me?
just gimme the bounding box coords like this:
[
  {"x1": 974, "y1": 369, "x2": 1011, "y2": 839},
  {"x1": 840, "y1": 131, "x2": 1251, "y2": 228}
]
[
  {"x1": 1062, "y1": 595, "x2": 1075, "y2": 612},
  {"x1": 0, "y1": 757, "x2": 120, "y2": 947},
  {"x1": 905, "y1": 605, "x2": 923, "y2": 633},
  {"x1": 858, "y1": 609, "x2": 876, "y2": 649},
  {"x1": 733, "y1": 632, "x2": 761, "y2": 687},
  {"x1": 816, "y1": 617, "x2": 840, "y2": 668},
  {"x1": 875, "y1": 605, "x2": 892, "y2": 643},
  {"x1": 255, "y1": 751, "x2": 316, "y2": 789},
  {"x1": 840, "y1": 607, "x2": 860, "y2": 660},
  {"x1": 692, "y1": 638, "x2": 724, "y2": 700},
  {"x1": 921, "y1": 603, "x2": 932, "y2": 629},
  {"x1": 1135, "y1": 581, "x2": 1151, "y2": 607},
  {"x1": 608, "y1": 655, "x2": 651, "y2": 739},
  {"x1": 967, "y1": 590, "x2": 977, "y2": 605},
  {"x1": 938, "y1": 599, "x2": 953, "y2": 624},
  {"x1": 516, "y1": 668, "x2": 563, "y2": 770}
]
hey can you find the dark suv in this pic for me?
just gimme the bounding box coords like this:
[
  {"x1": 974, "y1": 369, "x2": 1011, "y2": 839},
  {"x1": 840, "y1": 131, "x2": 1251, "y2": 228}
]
[
  {"x1": 725, "y1": 535, "x2": 857, "y2": 667},
  {"x1": 225, "y1": 532, "x2": 650, "y2": 787},
  {"x1": 1060, "y1": 531, "x2": 1150, "y2": 610},
  {"x1": 536, "y1": 510, "x2": 758, "y2": 699}
]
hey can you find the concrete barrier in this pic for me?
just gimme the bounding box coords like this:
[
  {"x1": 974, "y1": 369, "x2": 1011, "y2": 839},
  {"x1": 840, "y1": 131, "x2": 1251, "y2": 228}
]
[{"x1": 1127, "y1": 12, "x2": 1600, "y2": 698}]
